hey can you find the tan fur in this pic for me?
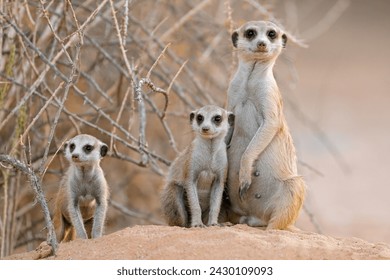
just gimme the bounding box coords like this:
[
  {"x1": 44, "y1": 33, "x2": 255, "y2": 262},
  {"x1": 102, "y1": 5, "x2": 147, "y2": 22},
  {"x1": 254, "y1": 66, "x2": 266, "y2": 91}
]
[
  {"x1": 227, "y1": 21, "x2": 306, "y2": 230},
  {"x1": 53, "y1": 134, "x2": 109, "y2": 242},
  {"x1": 161, "y1": 105, "x2": 234, "y2": 227}
]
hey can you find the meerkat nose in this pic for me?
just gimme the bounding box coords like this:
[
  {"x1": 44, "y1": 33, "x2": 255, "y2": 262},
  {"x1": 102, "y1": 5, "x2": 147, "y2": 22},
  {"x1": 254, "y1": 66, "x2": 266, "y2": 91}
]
[
  {"x1": 257, "y1": 41, "x2": 267, "y2": 49},
  {"x1": 72, "y1": 154, "x2": 79, "y2": 159},
  {"x1": 202, "y1": 127, "x2": 210, "y2": 132}
]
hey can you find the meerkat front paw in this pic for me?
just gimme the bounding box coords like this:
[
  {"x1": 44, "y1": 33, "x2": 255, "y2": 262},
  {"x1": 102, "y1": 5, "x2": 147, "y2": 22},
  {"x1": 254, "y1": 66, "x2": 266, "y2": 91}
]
[
  {"x1": 239, "y1": 156, "x2": 253, "y2": 199},
  {"x1": 239, "y1": 181, "x2": 251, "y2": 200},
  {"x1": 239, "y1": 169, "x2": 252, "y2": 199},
  {"x1": 77, "y1": 231, "x2": 89, "y2": 239},
  {"x1": 192, "y1": 223, "x2": 206, "y2": 228}
]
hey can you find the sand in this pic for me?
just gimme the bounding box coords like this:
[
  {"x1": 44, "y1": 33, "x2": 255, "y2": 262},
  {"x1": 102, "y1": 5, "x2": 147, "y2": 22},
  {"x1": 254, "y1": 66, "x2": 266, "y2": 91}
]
[{"x1": 5, "y1": 225, "x2": 390, "y2": 260}]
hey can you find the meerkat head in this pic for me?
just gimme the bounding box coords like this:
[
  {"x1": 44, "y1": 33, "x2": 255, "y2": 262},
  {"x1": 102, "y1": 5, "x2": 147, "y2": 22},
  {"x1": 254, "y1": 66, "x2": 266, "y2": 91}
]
[
  {"x1": 190, "y1": 105, "x2": 235, "y2": 140},
  {"x1": 64, "y1": 134, "x2": 108, "y2": 166},
  {"x1": 231, "y1": 21, "x2": 287, "y2": 62}
]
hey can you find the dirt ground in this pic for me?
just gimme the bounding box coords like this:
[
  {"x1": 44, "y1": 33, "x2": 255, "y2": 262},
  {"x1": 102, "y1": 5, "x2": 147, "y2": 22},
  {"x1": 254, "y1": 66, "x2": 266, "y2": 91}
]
[{"x1": 5, "y1": 225, "x2": 390, "y2": 260}]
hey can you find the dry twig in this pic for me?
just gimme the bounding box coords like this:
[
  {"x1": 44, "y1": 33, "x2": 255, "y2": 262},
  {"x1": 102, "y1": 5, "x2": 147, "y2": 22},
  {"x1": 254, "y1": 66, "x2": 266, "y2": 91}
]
[{"x1": 0, "y1": 155, "x2": 57, "y2": 255}]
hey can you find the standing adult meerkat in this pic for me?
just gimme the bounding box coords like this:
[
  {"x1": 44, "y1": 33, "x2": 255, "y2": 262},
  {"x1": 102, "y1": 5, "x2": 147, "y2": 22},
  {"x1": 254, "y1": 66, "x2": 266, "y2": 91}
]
[
  {"x1": 226, "y1": 21, "x2": 306, "y2": 230},
  {"x1": 53, "y1": 134, "x2": 109, "y2": 242},
  {"x1": 161, "y1": 105, "x2": 234, "y2": 227}
]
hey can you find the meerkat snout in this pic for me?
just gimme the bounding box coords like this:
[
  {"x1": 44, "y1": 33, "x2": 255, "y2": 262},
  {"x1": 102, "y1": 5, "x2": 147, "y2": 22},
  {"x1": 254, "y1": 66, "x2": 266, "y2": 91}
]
[{"x1": 256, "y1": 41, "x2": 267, "y2": 52}]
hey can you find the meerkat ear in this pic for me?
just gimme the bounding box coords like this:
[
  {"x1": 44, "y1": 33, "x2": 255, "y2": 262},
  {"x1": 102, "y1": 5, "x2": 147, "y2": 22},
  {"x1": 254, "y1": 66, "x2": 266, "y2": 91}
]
[
  {"x1": 232, "y1": 31, "x2": 239, "y2": 48},
  {"x1": 190, "y1": 111, "x2": 196, "y2": 123},
  {"x1": 228, "y1": 112, "x2": 235, "y2": 127},
  {"x1": 282, "y1": 33, "x2": 287, "y2": 48},
  {"x1": 100, "y1": 143, "x2": 108, "y2": 157}
]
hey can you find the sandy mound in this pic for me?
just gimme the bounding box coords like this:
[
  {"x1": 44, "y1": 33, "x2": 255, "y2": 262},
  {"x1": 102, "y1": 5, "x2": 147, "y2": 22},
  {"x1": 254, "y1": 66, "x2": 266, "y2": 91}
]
[{"x1": 6, "y1": 225, "x2": 390, "y2": 260}]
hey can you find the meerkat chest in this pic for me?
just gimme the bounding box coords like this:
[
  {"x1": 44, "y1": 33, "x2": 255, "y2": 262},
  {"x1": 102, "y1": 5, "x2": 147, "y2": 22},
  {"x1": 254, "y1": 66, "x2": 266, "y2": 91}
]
[
  {"x1": 232, "y1": 98, "x2": 263, "y2": 141},
  {"x1": 229, "y1": 80, "x2": 265, "y2": 134},
  {"x1": 68, "y1": 170, "x2": 102, "y2": 200},
  {"x1": 197, "y1": 170, "x2": 216, "y2": 192},
  {"x1": 192, "y1": 147, "x2": 226, "y2": 176}
]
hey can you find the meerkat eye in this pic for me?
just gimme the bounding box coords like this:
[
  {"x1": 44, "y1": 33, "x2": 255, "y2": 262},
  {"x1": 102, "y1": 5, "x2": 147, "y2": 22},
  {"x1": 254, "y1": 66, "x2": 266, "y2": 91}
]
[
  {"x1": 244, "y1": 29, "x2": 256, "y2": 39},
  {"x1": 69, "y1": 143, "x2": 75, "y2": 152},
  {"x1": 267, "y1": 29, "x2": 277, "y2": 39},
  {"x1": 213, "y1": 115, "x2": 222, "y2": 124},
  {"x1": 196, "y1": 114, "x2": 204, "y2": 124},
  {"x1": 83, "y1": 144, "x2": 94, "y2": 153}
]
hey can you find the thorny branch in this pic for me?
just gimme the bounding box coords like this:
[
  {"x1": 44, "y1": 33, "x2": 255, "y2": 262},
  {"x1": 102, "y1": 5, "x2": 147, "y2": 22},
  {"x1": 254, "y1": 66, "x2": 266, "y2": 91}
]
[{"x1": 0, "y1": 155, "x2": 57, "y2": 255}]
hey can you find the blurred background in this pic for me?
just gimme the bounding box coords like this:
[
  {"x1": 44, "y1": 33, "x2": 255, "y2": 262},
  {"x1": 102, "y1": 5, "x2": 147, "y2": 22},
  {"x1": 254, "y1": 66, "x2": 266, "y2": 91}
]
[
  {"x1": 0, "y1": 0, "x2": 389, "y2": 257},
  {"x1": 289, "y1": 0, "x2": 390, "y2": 244}
]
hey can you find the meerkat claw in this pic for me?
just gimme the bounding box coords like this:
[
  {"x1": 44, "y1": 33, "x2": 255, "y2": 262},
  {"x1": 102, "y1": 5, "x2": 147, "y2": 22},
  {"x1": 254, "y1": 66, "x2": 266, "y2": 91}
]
[
  {"x1": 239, "y1": 182, "x2": 250, "y2": 200},
  {"x1": 193, "y1": 223, "x2": 206, "y2": 228}
]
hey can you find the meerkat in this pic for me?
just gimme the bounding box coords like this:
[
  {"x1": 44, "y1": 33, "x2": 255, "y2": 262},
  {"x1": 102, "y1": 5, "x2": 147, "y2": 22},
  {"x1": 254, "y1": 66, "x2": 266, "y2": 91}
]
[
  {"x1": 53, "y1": 134, "x2": 109, "y2": 242},
  {"x1": 161, "y1": 105, "x2": 234, "y2": 227},
  {"x1": 226, "y1": 21, "x2": 306, "y2": 230}
]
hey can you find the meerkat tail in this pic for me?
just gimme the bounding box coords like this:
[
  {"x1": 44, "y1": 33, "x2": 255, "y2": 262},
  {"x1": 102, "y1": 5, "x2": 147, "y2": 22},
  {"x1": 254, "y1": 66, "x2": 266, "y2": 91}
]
[
  {"x1": 161, "y1": 182, "x2": 188, "y2": 227},
  {"x1": 266, "y1": 177, "x2": 306, "y2": 230}
]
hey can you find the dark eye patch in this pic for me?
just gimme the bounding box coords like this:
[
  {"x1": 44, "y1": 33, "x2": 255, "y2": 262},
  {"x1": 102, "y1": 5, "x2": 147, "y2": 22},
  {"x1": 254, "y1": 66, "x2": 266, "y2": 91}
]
[
  {"x1": 213, "y1": 115, "x2": 222, "y2": 125},
  {"x1": 196, "y1": 114, "x2": 204, "y2": 125},
  {"x1": 267, "y1": 29, "x2": 277, "y2": 40},
  {"x1": 244, "y1": 29, "x2": 257, "y2": 40},
  {"x1": 83, "y1": 144, "x2": 94, "y2": 154},
  {"x1": 69, "y1": 143, "x2": 75, "y2": 152}
]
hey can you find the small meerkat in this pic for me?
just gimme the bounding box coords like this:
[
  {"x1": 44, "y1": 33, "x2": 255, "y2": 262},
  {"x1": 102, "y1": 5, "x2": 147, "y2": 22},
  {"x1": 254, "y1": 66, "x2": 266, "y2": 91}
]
[
  {"x1": 226, "y1": 21, "x2": 306, "y2": 230},
  {"x1": 161, "y1": 105, "x2": 234, "y2": 227},
  {"x1": 53, "y1": 134, "x2": 109, "y2": 242}
]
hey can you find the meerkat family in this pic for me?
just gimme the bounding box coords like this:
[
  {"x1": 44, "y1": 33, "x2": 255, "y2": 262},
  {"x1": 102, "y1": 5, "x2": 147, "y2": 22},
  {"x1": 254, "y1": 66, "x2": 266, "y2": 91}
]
[
  {"x1": 52, "y1": 21, "x2": 306, "y2": 241},
  {"x1": 161, "y1": 21, "x2": 306, "y2": 230},
  {"x1": 161, "y1": 105, "x2": 234, "y2": 227},
  {"x1": 53, "y1": 134, "x2": 109, "y2": 242},
  {"x1": 226, "y1": 21, "x2": 306, "y2": 229}
]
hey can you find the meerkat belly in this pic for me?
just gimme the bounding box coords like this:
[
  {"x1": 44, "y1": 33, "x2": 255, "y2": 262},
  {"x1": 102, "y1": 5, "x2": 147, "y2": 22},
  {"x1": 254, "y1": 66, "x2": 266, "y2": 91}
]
[
  {"x1": 197, "y1": 170, "x2": 215, "y2": 210},
  {"x1": 229, "y1": 101, "x2": 261, "y2": 164},
  {"x1": 242, "y1": 129, "x2": 299, "y2": 217},
  {"x1": 227, "y1": 103, "x2": 298, "y2": 217},
  {"x1": 228, "y1": 101, "x2": 262, "y2": 208},
  {"x1": 253, "y1": 127, "x2": 298, "y2": 180},
  {"x1": 78, "y1": 194, "x2": 96, "y2": 221}
]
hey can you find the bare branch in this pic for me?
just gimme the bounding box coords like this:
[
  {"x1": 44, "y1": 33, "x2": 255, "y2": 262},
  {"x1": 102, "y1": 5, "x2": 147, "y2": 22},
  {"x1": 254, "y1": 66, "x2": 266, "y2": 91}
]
[{"x1": 0, "y1": 154, "x2": 57, "y2": 255}]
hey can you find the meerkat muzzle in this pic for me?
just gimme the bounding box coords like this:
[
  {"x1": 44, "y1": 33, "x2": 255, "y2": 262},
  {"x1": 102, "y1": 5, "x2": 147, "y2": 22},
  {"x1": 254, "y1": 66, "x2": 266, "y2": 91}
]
[
  {"x1": 71, "y1": 154, "x2": 81, "y2": 162},
  {"x1": 256, "y1": 41, "x2": 268, "y2": 52}
]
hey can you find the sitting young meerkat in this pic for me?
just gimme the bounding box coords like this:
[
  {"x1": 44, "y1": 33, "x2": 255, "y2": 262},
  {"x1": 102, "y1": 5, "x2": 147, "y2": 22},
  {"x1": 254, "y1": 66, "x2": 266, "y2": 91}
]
[
  {"x1": 161, "y1": 105, "x2": 234, "y2": 227},
  {"x1": 53, "y1": 134, "x2": 109, "y2": 242},
  {"x1": 226, "y1": 21, "x2": 306, "y2": 230}
]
